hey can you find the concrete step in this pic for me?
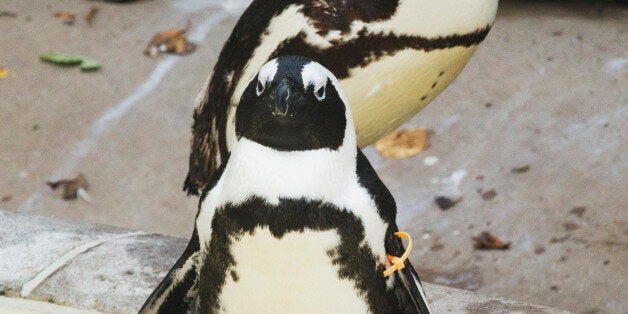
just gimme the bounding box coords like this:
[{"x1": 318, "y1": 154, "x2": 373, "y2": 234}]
[{"x1": 0, "y1": 209, "x2": 568, "y2": 313}]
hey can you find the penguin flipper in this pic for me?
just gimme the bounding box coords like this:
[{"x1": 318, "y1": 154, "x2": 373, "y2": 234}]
[
  {"x1": 401, "y1": 259, "x2": 431, "y2": 314},
  {"x1": 355, "y1": 149, "x2": 430, "y2": 313},
  {"x1": 139, "y1": 229, "x2": 201, "y2": 314}
]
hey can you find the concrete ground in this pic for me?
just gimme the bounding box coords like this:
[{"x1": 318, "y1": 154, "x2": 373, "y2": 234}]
[
  {"x1": 0, "y1": 0, "x2": 625, "y2": 313},
  {"x1": 0, "y1": 210, "x2": 568, "y2": 314}
]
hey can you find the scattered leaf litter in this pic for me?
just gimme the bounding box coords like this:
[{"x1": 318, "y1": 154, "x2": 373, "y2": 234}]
[
  {"x1": 435, "y1": 196, "x2": 462, "y2": 210},
  {"x1": 0, "y1": 11, "x2": 17, "y2": 18},
  {"x1": 144, "y1": 23, "x2": 197, "y2": 57},
  {"x1": 472, "y1": 232, "x2": 511, "y2": 250},
  {"x1": 54, "y1": 11, "x2": 76, "y2": 25},
  {"x1": 569, "y1": 206, "x2": 586, "y2": 218},
  {"x1": 511, "y1": 165, "x2": 530, "y2": 174},
  {"x1": 481, "y1": 189, "x2": 497, "y2": 201},
  {"x1": 374, "y1": 128, "x2": 430, "y2": 159},
  {"x1": 85, "y1": 7, "x2": 99, "y2": 26},
  {"x1": 46, "y1": 173, "x2": 91, "y2": 201}
]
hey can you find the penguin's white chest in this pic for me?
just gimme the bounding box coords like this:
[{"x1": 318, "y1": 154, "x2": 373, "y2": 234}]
[{"x1": 217, "y1": 228, "x2": 369, "y2": 313}]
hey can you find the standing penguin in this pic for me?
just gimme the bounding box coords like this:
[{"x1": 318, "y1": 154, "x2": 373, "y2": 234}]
[
  {"x1": 185, "y1": 0, "x2": 499, "y2": 195},
  {"x1": 141, "y1": 56, "x2": 430, "y2": 313}
]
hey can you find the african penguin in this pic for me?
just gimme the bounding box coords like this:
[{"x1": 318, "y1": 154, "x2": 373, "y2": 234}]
[
  {"x1": 185, "y1": 0, "x2": 499, "y2": 194},
  {"x1": 141, "y1": 56, "x2": 430, "y2": 313}
]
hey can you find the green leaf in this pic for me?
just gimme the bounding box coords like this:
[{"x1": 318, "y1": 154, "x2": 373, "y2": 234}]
[
  {"x1": 39, "y1": 53, "x2": 83, "y2": 65},
  {"x1": 40, "y1": 53, "x2": 101, "y2": 71},
  {"x1": 78, "y1": 57, "x2": 101, "y2": 71}
]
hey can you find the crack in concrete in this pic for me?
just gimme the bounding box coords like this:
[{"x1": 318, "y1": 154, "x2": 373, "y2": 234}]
[{"x1": 20, "y1": 232, "x2": 146, "y2": 297}]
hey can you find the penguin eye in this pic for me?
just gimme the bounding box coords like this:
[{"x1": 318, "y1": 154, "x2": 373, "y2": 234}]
[
  {"x1": 256, "y1": 78, "x2": 265, "y2": 96},
  {"x1": 314, "y1": 84, "x2": 326, "y2": 101}
]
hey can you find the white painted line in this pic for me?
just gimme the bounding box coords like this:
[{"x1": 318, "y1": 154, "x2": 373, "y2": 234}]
[
  {"x1": 18, "y1": 8, "x2": 239, "y2": 212},
  {"x1": 55, "y1": 9, "x2": 237, "y2": 180},
  {"x1": 20, "y1": 232, "x2": 145, "y2": 297}
]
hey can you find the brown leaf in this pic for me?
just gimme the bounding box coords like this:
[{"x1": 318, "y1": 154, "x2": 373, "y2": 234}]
[
  {"x1": 435, "y1": 196, "x2": 462, "y2": 210},
  {"x1": 511, "y1": 165, "x2": 530, "y2": 174},
  {"x1": 374, "y1": 128, "x2": 430, "y2": 159},
  {"x1": 46, "y1": 173, "x2": 88, "y2": 200},
  {"x1": 54, "y1": 11, "x2": 76, "y2": 25},
  {"x1": 549, "y1": 234, "x2": 570, "y2": 244},
  {"x1": 430, "y1": 243, "x2": 445, "y2": 251},
  {"x1": 569, "y1": 206, "x2": 586, "y2": 218},
  {"x1": 472, "y1": 231, "x2": 511, "y2": 250},
  {"x1": 0, "y1": 11, "x2": 17, "y2": 18},
  {"x1": 481, "y1": 189, "x2": 497, "y2": 201},
  {"x1": 563, "y1": 222, "x2": 580, "y2": 231},
  {"x1": 144, "y1": 23, "x2": 196, "y2": 58},
  {"x1": 85, "y1": 7, "x2": 99, "y2": 26},
  {"x1": 0, "y1": 66, "x2": 8, "y2": 80}
]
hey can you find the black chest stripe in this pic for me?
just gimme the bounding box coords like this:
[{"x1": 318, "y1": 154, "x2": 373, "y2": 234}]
[
  {"x1": 271, "y1": 26, "x2": 492, "y2": 79},
  {"x1": 198, "y1": 197, "x2": 407, "y2": 313}
]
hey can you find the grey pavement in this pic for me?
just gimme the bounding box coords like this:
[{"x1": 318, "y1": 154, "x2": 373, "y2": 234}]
[{"x1": 0, "y1": 0, "x2": 626, "y2": 313}]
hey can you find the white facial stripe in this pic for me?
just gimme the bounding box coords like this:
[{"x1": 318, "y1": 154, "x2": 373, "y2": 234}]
[
  {"x1": 301, "y1": 61, "x2": 329, "y2": 91},
  {"x1": 256, "y1": 58, "x2": 279, "y2": 86}
]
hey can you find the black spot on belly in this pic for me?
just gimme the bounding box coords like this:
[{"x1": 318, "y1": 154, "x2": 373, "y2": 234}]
[
  {"x1": 420, "y1": 95, "x2": 427, "y2": 101},
  {"x1": 198, "y1": 197, "x2": 403, "y2": 313},
  {"x1": 230, "y1": 270, "x2": 239, "y2": 282},
  {"x1": 431, "y1": 82, "x2": 438, "y2": 89},
  {"x1": 439, "y1": 71, "x2": 445, "y2": 77}
]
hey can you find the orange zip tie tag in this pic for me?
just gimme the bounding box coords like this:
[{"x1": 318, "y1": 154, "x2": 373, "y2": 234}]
[{"x1": 383, "y1": 232, "x2": 412, "y2": 277}]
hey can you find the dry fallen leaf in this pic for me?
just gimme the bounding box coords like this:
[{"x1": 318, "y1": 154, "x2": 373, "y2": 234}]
[
  {"x1": 0, "y1": 11, "x2": 17, "y2": 18},
  {"x1": 144, "y1": 23, "x2": 196, "y2": 57},
  {"x1": 85, "y1": 7, "x2": 99, "y2": 26},
  {"x1": 46, "y1": 173, "x2": 90, "y2": 201},
  {"x1": 472, "y1": 231, "x2": 511, "y2": 250},
  {"x1": 480, "y1": 189, "x2": 497, "y2": 201},
  {"x1": 434, "y1": 196, "x2": 462, "y2": 210},
  {"x1": 511, "y1": 165, "x2": 530, "y2": 174},
  {"x1": 0, "y1": 66, "x2": 8, "y2": 79},
  {"x1": 54, "y1": 11, "x2": 76, "y2": 25},
  {"x1": 569, "y1": 206, "x2": 586, "y2": 218},
  {"x1": 374, "y1": 128, "x2": 430, "y2": 159}
]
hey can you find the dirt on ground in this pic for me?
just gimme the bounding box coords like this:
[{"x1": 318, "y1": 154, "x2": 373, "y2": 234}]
[{"x1": 0, "y1": 0, "x2": 626, "y2": 313}]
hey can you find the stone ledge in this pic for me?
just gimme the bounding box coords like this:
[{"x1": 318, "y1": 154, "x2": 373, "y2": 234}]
[{"x1": 0, "y1": 210, "x2": 568, "y2": 313}]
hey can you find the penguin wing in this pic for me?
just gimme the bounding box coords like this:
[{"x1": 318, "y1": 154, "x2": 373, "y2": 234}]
[
  {"x1": 356, "y1": 149, "x2": 431, "y2": 314},
  {"x1": 142, "y1": 157, "x2": 230, "y2": 313},
  {"x1": 184, "y1": 1, "x2": 299, "y2": 195},
  {"x1": 139, "y1": 228, "x2": 201, "y2": 313}
]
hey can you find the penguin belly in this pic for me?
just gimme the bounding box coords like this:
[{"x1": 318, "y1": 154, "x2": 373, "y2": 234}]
[
  {"x1": 216, "y1": 228, "x2": 369, "y2": 313},
  {"x1": 343, "y1": 46, "x2": 478, "y2": 147}
]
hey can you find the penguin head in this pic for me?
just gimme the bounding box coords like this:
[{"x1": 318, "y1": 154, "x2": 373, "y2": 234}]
[{"x1": 235, "y1": 55, "x2": 354, "y2": 152}]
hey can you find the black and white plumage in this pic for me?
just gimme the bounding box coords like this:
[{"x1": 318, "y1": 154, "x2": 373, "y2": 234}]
[
  {"x1": 141, "y1": 56, "x2": 430, "y2": 313},
  {"x1": 184, "y1": 0, "x2": 499, "y2": 195}
]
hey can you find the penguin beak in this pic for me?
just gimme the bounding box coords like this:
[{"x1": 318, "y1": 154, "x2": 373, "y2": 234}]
[{"x1": 273, "y1": 78, "x2": 291, "y2": 117}]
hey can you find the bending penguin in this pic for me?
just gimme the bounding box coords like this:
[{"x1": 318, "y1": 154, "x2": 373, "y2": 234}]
[
  {"x1": 141, "y1": 56, "x2": 431, "y2": 313},
  {"x1": 185, "y1": 0, "x2": 499, "y2": 195}
]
